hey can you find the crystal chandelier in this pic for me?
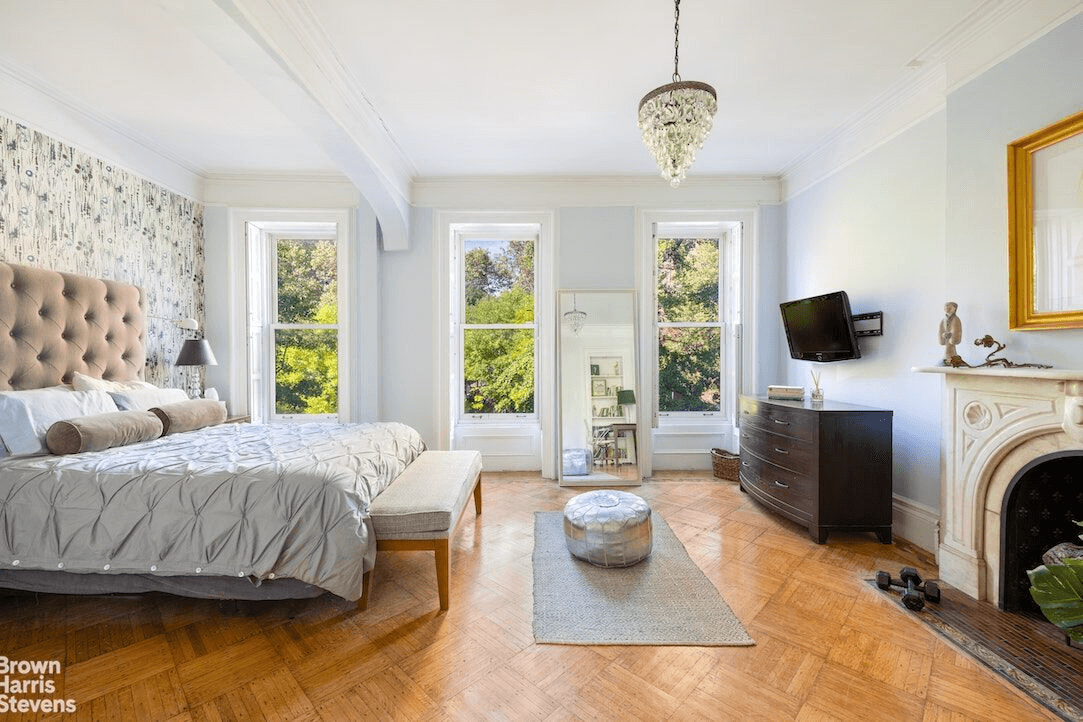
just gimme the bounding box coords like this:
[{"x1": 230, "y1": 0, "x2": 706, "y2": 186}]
[
  {"x1": 563, "y1": 294, "x2": 587, "y2": 335},
  {"x1": 638, "y1": 0, "x2": 717, "y2": 187}
]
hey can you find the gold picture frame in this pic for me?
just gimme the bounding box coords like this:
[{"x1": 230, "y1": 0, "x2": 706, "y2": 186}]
[{"x1": 1008, "y1": 108, "x2": 1083, "y2": 329}]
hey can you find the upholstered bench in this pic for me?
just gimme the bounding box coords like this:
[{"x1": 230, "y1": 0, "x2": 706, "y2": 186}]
[{"x1": 360, "y1": 449, "x2": 483, "y2": 611}]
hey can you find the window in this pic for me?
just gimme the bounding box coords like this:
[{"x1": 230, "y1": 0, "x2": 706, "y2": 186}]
[
  {"x1": 452, "y1": 224, "x2": 538, "y2": 419},
  {"x1": 272, "y1": 237, "x2": 339, "y2": 415},
  {"x1": 246, "y1": 219, "x2": 347, "y2": 422},
  {"x1": 652, "y1": 220, "x2": 740, "y2": 420},
  {"x1": 657, "y1": 234, "x2": 722, "y2": 413}
]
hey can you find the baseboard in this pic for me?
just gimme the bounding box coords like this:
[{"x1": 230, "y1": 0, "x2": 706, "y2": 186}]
[{"x1": 891, "y1": 494, "x2": 939, "y2": 554}]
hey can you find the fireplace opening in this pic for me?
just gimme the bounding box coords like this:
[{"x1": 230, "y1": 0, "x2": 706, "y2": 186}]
[{"x1": 1000, "y1": 451, "x2": 1083, "y2": 614}]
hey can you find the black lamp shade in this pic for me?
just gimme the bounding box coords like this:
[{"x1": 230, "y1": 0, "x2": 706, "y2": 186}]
[{"x1": 175, "y1": 339, "x2": 217, "y2": 366}]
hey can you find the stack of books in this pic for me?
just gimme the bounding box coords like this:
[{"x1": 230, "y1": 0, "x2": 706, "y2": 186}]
[{"x1": 767, "y1": 385, "x2": 804, "y2": 401}]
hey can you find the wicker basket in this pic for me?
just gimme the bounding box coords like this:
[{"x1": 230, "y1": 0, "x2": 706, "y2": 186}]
[{"x1": 711, "y1": 448, "x2": 740, "y2": 481}]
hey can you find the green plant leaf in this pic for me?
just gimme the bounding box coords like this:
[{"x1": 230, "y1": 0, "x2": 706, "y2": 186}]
[{"x1": 1028, "y1": 558, "x2": 1083, "y2": 642}]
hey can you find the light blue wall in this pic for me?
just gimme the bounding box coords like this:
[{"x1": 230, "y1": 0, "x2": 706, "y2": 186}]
[
  {"x1": 380, "y1": 206, "x2": 439, "y2": 446},
  {"x1": 558, "y1": 207, "x2": 636, "y2": 289},
  {"x1": 779, "y1": 12, "x2": 1083, "y2": 513},
  {"x1": 782, "y1": 112, "x2": 947, "y2": 508},
  {"x1": 945, "y1": 13, "x2": 1083, "y2": 368}
]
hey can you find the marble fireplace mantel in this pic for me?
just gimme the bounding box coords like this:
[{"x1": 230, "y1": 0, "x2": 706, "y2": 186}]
[{"x1": 916, "y1": 366, "x2": 1083, "y2": 604}]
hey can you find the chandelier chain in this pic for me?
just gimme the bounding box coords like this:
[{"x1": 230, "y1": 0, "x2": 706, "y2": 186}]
[{"x1": 673, "y1": 0, "x2": 681, "y2": 82}]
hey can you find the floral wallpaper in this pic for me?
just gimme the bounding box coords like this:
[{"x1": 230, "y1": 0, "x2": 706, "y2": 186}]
[{"x1": 0, "y1": 114, "x2": 205, "y2": 389}]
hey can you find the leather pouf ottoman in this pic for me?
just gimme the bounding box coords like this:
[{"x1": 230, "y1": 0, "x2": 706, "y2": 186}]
[{"x1": 562, "y1": 489, "x2": 652, "y2": 567}]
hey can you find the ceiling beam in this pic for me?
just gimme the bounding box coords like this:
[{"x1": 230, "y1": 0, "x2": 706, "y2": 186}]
[{"x1": 155, "y1": 0, "x2": 413, "y2": 250}]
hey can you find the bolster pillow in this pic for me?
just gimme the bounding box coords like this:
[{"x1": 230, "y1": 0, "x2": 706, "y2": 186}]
[
  {"x1": 150, "y1": 399, "x2": 227, "y2": 435},
  {"x1": 46, "y1": 410, "x2": 164, "y2": 455}
]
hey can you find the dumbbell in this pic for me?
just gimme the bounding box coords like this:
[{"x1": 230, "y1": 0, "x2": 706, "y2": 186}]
[{"x1": 875, "y1": 566, "x2": 941, "y2": 611}]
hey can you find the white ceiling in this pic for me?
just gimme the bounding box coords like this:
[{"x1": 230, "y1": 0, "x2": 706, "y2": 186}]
[{"x1": 0, "y1": 0, "x2": 1078, "y2": 190}]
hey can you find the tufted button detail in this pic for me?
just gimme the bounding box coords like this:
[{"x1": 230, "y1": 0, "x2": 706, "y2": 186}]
[
  {"x1": 36, "y1": 354, "x2": 45, "y2": 362},
  {"x1": 195, "y1": 567, "x2": 202, "y2": 573},
  {"x1": 238, "y1": 572, "x2": 245, "y2": 577},
  {"x1": 150, "y1": 565, "x2": 157, "y2": 572},
  {"x1": 11, "y1": 560, "x2": 19, "y2": 566},
  {"x1": 57, "y1": 562, "x2": 64, "y2": 569},
  {"x1": 103, "y1": 564, "x2": 110, "y2": 571},
  {"x1": 268, "y1": 573, "x2": 275, "y2": 579},
  {"x1": 38, "y1": 308, "x2": 47, "y2": 316}
]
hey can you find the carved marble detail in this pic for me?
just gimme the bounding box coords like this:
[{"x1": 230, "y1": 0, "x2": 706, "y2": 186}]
[{"x1": 917, "y1": 367, "x2": 1083, "y2": 603}]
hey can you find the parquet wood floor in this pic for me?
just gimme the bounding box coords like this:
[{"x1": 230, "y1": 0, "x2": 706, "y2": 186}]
[{"x1": 0, "y1": 471, "x2": 1059, "y2": 721}]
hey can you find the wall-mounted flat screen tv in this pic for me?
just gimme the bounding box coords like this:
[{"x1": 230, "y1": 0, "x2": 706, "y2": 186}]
[{"x1": 780, "y1": 290, "x2": 862, "y2": 362}]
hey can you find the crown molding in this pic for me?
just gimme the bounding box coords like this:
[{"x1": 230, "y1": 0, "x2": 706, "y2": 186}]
[
  {"x1": 412, "y1": 175, "x2": 782, "y2": 209},
  {"x1": 782, "y1": 64, "x2": 948, "y2": 201},
  {"x1": 202, "y1": 172, "x2": 359, "y2": 208},
  {"x1": 781, "y1": 0, "x2": 1083, "y2": 202},
  {"x1": 0, "y1": 58, "x2": 205, "y2": 200}
]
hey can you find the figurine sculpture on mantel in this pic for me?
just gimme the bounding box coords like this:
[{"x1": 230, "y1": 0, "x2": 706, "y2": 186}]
[{"x1": 938, "y1": 301, "x2": 962, "y2": 365}]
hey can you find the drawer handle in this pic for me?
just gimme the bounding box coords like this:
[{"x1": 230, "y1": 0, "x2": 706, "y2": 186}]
[
  {"x1": 773, "y1": 447, "x2": 788, "y2": 454},
  {"x1": 773, "y1": 480, "x2": 789, "y2": 489},
  {"x1": 772, "y1": 419, "x2": 790, "y2": 426}
]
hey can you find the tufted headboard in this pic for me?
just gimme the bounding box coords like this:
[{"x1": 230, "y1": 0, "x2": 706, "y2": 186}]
[{"x1": 0, "y1": 262, "x2": 146, "y2": 391}]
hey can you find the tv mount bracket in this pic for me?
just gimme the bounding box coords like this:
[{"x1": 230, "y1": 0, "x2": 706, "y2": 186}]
[{"x1": 852, "y1": 311, "x2": 883, "y2": 337}]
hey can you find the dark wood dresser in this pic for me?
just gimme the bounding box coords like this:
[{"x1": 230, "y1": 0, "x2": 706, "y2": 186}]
[{"x1": 738, "y1": 395, "x2": 893, "y2": 544}]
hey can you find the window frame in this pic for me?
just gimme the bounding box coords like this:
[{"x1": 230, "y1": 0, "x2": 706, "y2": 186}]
[
  {"x1": 451, "y1": 222, "x2": 540, "y2": 424},
  {"x1": 245, "y1": 218, "x2": 350, "y2": 424},
  {"x1": 651, "y1": 219, "x2": 741, "y2": 425}
]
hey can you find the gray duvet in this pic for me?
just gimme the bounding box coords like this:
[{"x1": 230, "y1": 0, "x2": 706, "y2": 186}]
[{"x1": 0, "y1": 421, "x2": 425, "y2": 600}]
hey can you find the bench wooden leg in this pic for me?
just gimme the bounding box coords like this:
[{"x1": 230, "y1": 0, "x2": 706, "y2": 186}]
[
  {"x1": 473, "y1": 477, "x2": 482, "y2": 515},
  {"x1": 435, "y1": 538, "x2": 450, "y2": 612}
]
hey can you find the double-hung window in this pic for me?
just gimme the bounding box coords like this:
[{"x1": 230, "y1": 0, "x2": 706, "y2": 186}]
[
  {"x1": 246, "y1": 219, "x2": 347, "y2": 422},
  {"x1": 653, "y1": 220, "x2": 740, "y2": 423},
  {"x1": 451, "y1": 224, "x2": 538, "y2": 420}
]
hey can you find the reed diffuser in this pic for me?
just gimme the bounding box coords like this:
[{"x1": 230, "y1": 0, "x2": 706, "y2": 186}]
[{"x1": 810, "y1": 369, "x2": 824, "y2": 403}]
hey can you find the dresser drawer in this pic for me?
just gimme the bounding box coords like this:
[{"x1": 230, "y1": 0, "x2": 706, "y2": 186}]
[
  {"x1": 740, "y1": 398, "x2": 814, "y2": 442},
  {"x1": 739, "y1": 454, "x2": 813, "y2": 516},
  {"x1": 739, "y1": 426, "x2": 815, "y2": 474}
]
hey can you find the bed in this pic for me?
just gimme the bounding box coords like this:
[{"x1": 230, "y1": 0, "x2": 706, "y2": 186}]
[{"x1": 0, "y1": 261, "x2": 424, "y2": 601}]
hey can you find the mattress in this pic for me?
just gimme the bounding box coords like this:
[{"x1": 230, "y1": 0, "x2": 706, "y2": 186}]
[{"x1": 0, "y1": 420, "x2": 425, "y2": 600}]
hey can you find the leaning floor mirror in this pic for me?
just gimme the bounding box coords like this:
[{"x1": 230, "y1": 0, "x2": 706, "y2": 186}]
[{"x1": 558, "y1": 290, "x2": 641, "y2": 486}]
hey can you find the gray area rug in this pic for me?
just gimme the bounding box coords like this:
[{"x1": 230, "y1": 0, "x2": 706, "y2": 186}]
[{"x1": 533, "y1": 511, "x2": 755, "y2": 646}]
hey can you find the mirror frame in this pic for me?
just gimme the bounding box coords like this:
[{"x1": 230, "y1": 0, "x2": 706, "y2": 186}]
[
  {"x1": 556, "y1": 289, "x2": 641, "y2": 487},
  {"x1": 1008, "y1": 108, "x2": 1083, "y2": 330}
]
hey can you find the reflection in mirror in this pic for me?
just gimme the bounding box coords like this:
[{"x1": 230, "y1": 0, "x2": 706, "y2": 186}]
[{"x1": 558, "y1": 290, "x2": 640, "y2": 486}]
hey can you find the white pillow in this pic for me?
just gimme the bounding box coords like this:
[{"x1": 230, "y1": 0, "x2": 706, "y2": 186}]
[
  {"x1": 108, "y1": 387, "x2": 188, "y2": 411},
  {"x1": 71, "y1": 371, "x2": 156, "y2": 393},
  {"x1": 0, "y1": 387, "x2": 119, "y2": 456}
]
